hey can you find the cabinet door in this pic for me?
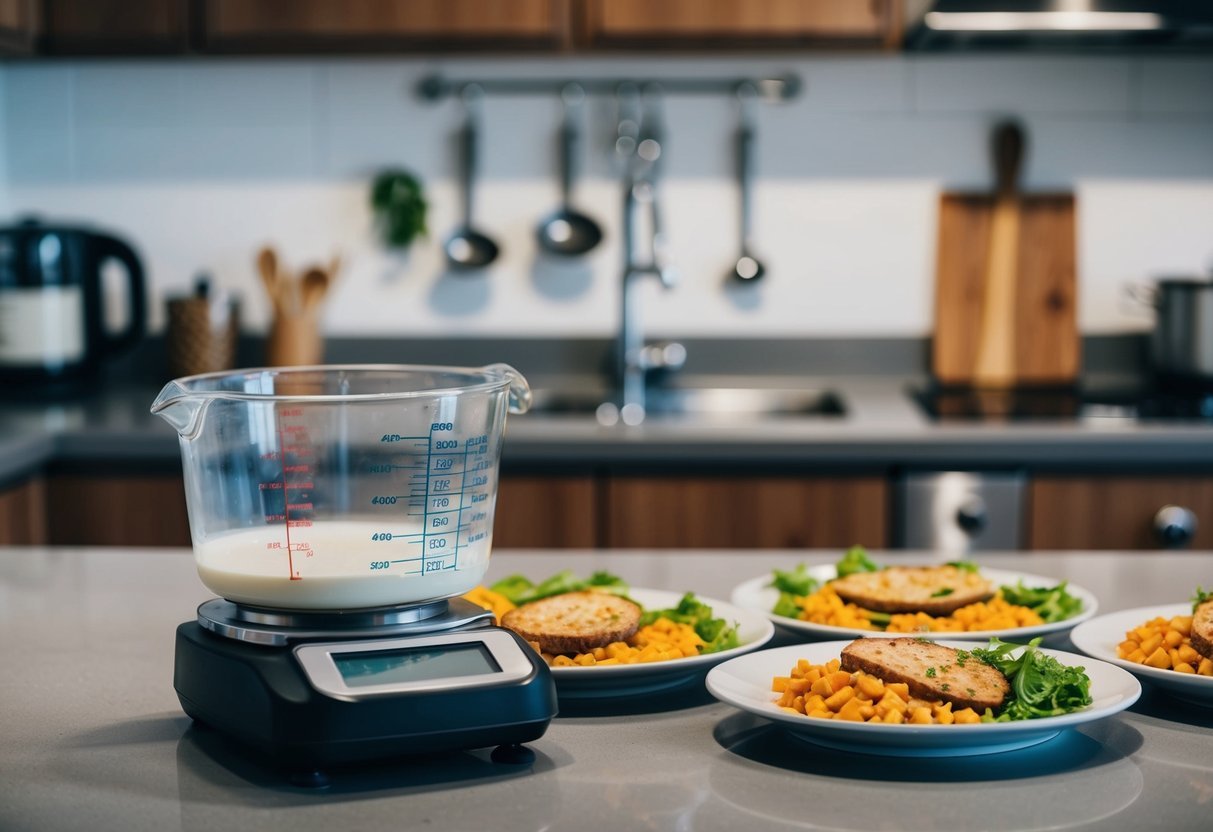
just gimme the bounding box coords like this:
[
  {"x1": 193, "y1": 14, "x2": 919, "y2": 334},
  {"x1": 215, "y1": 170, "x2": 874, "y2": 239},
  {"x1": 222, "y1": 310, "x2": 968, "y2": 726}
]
[
  {"x1": 0, "y1": 476, "x2": 47, "y2": 545},
  {"x1": 202, "y1": 0, "x2": 570, "y2": 52},
  {"x1": 577, "y1": 0, "x2": 899, "y2": 49},
  {"x1": 493, "y1": 475, "x2": 597, "y2": 549},
  {"x1": 0, "y1": 0, "x2": 37, "y2": 54},
  {"x1": 46, "y1": 474, "x2": 191, "y2": 547},
  {"x1": 605, "y1": 476, "x2": 887, "y2": 549},
  {"x1": 42, "y1": 0, "x2": 190, "y2": 54},
  {"x1": 1029, "y1": 476, "x2": 1213, "y2": 550}
]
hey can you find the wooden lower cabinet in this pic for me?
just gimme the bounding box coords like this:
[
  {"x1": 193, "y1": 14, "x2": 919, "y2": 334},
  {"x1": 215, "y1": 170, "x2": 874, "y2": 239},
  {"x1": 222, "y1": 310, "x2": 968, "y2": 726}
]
[
  {"x1": 46, "y1": 474, "x2": 191, "y2": 547},
  {"x1": 493, "y1": 475, "x2": 597, "y2": 549},
  {"x1": 604, "y1": 476, "x2": 887, "y2": 549},
  {"x1": 0, "y1": 476, "x2": 48, "y2": 545},
  {"x1": 1029, "y1": 476, "x2": 1213, "y2": 550}
]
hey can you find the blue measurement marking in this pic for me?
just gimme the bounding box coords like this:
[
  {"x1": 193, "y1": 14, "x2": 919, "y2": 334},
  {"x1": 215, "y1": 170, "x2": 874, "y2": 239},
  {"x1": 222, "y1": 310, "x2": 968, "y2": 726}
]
[
  {"x1": 422, "y1": 425, "x2": 435, "y2": 576},
  {"x1": 452, "y1": 439, "x2": 470, "y2": 570}
]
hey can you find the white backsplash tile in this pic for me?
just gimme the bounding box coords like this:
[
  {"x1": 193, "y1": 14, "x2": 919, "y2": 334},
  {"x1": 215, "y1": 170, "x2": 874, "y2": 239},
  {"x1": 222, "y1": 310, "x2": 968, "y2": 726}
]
[
  {"x1": 0, "y1": 54, "x2": 1211, "y2": 340},
  {"x1": 74, "y1": 64, "x2": 185, "y2": 128},
  {"x1": 1136, "y1": 58, "x2": 1213, "y2": 115},
  {"x1": 911, "y1": 57, "x2": 1134, "y2": 115}
]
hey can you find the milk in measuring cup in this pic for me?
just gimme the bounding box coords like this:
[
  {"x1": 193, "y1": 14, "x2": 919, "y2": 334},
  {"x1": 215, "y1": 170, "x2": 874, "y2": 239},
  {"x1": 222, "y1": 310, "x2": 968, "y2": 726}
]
[{"x1": 194, "y1": 520, "x2": 491, "y2": 609}]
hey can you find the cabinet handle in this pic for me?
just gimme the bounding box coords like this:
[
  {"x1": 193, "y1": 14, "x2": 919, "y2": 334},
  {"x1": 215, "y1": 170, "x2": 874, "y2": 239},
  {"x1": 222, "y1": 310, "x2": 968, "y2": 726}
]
[{"x1": 1153, "y1": 505, "x2": 1198, "y2": 549}]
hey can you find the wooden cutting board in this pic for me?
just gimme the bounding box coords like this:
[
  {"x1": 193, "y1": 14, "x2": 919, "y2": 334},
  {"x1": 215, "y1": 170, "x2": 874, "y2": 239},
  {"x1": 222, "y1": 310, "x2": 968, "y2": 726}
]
[{"x1": 932, "y1": 123, "x2": 1078, "y2": 388}]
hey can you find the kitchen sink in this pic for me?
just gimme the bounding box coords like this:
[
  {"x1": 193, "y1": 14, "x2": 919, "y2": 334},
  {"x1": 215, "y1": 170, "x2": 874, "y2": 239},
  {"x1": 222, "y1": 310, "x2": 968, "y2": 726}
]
[{"x1": 527, "y1": 387, "x2": 846, "y2": 419}]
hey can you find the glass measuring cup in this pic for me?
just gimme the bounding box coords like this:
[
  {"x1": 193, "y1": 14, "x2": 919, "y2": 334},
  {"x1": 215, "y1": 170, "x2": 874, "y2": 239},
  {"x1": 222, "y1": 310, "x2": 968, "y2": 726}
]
[{"x1": 151, "y1": 364, "x2": 531, "y2": 610}]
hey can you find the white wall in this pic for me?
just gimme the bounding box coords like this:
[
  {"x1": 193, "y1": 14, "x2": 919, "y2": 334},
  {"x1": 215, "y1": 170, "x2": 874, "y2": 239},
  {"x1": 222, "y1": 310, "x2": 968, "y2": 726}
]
[{"x1": 1, "y1": 55, "x2": 1211, "y2": 338}]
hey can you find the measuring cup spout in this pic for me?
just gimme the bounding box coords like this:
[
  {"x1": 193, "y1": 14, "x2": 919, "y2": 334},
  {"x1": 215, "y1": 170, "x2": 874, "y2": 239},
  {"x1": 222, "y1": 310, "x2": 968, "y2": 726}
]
[
  {"x1": 150, "y1": 380, "x2": 209, "y2": 438},
  {"x1": 483, "y1": 363, "x2": 532, "y2": 414}
]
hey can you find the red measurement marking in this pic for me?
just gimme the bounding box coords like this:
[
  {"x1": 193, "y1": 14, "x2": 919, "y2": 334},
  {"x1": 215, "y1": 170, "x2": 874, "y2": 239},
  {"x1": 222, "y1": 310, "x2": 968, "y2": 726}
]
[
  {"x1": 283, "y1": 465, "x2": 311, "y2": 473},
  {"x1": 259, "y1": 482, "x2": 283, "y2": 491},
  {"x1": 285, "y1": 482, "x2": 314, "y2": 490},
  {"x1": 276, "y1": 414, "x2": 302, "y2": 581}
]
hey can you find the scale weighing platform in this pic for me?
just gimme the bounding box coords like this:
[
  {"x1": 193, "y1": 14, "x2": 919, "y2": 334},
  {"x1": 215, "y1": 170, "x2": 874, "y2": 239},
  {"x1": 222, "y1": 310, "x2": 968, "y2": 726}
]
[{"x1": 174, "y1": 596, "x2": 557, "y2": 782}]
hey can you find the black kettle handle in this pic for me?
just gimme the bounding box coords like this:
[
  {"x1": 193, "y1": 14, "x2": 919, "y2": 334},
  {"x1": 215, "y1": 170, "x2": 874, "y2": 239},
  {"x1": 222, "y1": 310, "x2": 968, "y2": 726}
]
[{"x1": 92, "y1": 234, "x2": 146, "y2": 355}]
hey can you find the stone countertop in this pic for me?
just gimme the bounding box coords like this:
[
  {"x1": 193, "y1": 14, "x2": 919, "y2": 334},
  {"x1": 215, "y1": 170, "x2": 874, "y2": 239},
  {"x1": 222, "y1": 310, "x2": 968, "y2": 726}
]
[
  {"x1": 1, "y1": 547, "x2": 1212, "y2": 832},
  {"x1": 3, "y1": 377, "x2": 1213, "y2": 486}
]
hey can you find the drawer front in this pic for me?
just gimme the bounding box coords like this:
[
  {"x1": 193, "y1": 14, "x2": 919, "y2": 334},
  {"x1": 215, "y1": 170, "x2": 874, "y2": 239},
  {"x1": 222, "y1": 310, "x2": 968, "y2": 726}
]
[{"x1": 1029, "y1": 476, "x2": 1213, "y2": 550}]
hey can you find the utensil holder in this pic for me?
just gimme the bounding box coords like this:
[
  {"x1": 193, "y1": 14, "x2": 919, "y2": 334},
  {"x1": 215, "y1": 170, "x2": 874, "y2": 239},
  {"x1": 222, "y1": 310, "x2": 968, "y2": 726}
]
[
  {"x1": 267, "y1": 313, "x2": 323, "y2": 367},
  {"x1": 166, "y1": 291, "x2": 240, "y2": 377}
]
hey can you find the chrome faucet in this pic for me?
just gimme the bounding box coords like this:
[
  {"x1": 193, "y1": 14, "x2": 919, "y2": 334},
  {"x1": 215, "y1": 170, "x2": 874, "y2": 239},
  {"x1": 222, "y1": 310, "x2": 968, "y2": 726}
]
[{"x1": 610, "y1": 87, "x2": 686, "y2": 426}]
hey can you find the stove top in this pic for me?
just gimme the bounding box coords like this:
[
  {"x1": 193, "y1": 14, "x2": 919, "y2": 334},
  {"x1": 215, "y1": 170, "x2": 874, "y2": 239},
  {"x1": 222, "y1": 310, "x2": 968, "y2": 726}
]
[{"x1": 913, "y1": 384, "x2": 1213, "y2": 423}]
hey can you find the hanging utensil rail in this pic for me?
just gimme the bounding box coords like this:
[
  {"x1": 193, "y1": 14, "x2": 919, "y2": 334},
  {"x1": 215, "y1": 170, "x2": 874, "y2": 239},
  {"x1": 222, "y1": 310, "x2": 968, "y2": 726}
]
[{"x1": 416, "y1": 73, "x2": 802, "y2": 102}]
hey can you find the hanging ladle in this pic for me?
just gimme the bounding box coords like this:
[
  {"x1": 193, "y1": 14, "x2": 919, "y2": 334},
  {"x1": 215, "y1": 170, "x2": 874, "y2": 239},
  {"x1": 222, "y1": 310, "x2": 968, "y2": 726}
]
[
  {"x1": 729, "y1": 83, "x2": 765, "y2": 283},
  {"x1": 536, "y1": 83, "x2": 603, "y2": 257},
  {"x1": 445, "y1": 85, "x2": 500, "y2": 271}
]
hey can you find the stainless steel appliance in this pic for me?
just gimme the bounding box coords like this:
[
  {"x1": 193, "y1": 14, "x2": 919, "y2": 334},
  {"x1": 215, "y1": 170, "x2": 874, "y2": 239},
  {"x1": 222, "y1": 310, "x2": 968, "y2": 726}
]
[
  {"x1": 906, "y1": 0, "x2": 1213, "y2": 51},
  {"x1": 898, "y1": 471, "x2": 1026, "y2": 554},
  {"x1": 0, "y1": 217, "x2": 145, "y2": 385},
  {"x1": 1132, "y1": 277, "x2": 1213, "y2": 384}
]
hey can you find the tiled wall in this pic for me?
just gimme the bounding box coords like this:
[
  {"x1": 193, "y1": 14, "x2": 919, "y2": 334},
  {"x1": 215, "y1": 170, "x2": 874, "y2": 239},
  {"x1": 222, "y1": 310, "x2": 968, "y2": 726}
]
[{"x1": 1, "y1": 55, "x2": 1211, "y2": 338}]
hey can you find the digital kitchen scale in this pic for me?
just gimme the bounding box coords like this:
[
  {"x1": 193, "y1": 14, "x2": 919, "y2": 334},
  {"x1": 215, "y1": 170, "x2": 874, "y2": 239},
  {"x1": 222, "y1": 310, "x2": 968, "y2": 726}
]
[{"x1": 174, "y1": 596, "x2": 556, "y2": 783}]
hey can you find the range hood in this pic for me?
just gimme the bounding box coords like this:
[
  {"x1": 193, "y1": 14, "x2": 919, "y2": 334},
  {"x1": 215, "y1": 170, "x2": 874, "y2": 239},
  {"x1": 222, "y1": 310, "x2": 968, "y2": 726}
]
[{"x1": 905, "y1": 0, "x2": 1213, "y2": 51}]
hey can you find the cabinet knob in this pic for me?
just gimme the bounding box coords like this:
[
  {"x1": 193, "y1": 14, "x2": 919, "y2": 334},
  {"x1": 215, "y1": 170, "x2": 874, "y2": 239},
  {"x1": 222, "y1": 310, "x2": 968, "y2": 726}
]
[
  {"x1": 1153, "y1": 505, "x2": 1198, "y2": 549},
  {"x1": 956, "y1": 497, "x2": 988, "y2": 535}
]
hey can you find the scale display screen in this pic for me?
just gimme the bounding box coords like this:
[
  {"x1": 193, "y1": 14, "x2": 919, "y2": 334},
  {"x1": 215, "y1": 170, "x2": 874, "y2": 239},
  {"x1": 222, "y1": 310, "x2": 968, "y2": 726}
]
[{"x1": 332, "y1": 642, "x2": 501, "y2": 687}]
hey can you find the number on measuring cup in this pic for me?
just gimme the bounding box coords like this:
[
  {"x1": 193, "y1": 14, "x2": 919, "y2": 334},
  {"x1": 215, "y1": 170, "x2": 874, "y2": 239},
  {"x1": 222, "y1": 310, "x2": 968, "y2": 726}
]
[
  {"x1": 370, "y1": 561, "x2": 390, "y2": 570},
  {"x1": 371, "y1": 532, "x2": 393, "y2": 541},
  {"x1": 371, "y1": 495, "x2": 398, "y2": 505},
  {"x1": 431, "y1": 422, "x2": 453, "y2": 432}
]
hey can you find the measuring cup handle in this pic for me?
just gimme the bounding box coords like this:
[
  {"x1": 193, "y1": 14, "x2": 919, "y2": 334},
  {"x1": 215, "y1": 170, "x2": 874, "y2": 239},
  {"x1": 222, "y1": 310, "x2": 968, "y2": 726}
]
[{"x1": 484, "y1": 363, "x2": 532, "y2": 415}]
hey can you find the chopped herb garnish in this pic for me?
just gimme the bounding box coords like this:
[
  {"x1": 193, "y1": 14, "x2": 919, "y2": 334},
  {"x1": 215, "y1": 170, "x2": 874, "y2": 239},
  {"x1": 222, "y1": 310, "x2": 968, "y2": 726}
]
[
  {"x1": 956, "y1": 650, "x2": 970, "y2": 667},
  {"x1": 946, "y1": 561, "x2": 980, "y2": 573},
  {"x1": 967, "y1": 688, "x2": 976, "y2": 697},
  {"x1": 941, "y1": 683, "x2": 950, "y2": 691},
  {"x1": 915, "y1": 636, "x2": 931, "y2": 644},
  {"x1": 925, "y1": 667, "x2": 937, "y2": 678},
  {"x1": 930, "y1": 587, "x2": 955, "y2": 597},
  {"x1": 939, "y1": 664, "x2": 951, "y2": 673}
]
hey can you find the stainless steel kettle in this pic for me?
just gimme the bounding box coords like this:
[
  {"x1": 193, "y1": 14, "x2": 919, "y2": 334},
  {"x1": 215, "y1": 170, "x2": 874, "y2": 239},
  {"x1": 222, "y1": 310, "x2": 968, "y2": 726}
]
[{"x1": 0, "y1": 217, "x2": 146, "y2": 385}]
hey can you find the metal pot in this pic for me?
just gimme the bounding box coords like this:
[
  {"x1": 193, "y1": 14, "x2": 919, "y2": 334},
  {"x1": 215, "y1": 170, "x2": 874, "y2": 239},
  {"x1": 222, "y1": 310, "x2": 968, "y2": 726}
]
[{"x1": 1130, "y1": 277, "x2": 1213, "y2": 381}]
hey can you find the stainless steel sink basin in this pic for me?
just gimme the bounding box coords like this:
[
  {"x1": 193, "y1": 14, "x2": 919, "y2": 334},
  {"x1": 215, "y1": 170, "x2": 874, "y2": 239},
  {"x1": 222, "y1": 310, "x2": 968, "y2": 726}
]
[{"x1": 528, "y1": 387, "x2": 846, "y2": 419}]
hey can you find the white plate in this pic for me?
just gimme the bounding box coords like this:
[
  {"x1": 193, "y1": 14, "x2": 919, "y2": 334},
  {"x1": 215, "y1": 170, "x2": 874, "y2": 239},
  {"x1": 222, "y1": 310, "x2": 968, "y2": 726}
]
[
  {"x1": 1070, "y1": 604, "x2": 1213, "y2": 707},
  {"x1": 706, "y1": 640, "x2": 1140, "y2": 757},
  {"x1": 730, "y1": 565, "x2": 1098, "y2": 641},
  {"x1": 543, "y1": 588, "x2": 775, "y2": 699}
]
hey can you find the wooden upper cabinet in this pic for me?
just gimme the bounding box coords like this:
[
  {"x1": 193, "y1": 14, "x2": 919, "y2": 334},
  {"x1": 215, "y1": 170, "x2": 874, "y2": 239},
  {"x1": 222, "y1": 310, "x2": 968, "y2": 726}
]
[
  {"x1": 577, "y1": 0, "x2": 900, "y2": 49},
  {"x1": 201, "y1": 0, "x2": 571, "y2": 52},
  {"x1": 1029, "y1": 476, "x2": 1213, "y2": 551},
  {"x1": 0, "y1": 0, "x2": 38, "y2": 55},
  {"x1": 41, "y1": 0, "x2": 189, "y2": 54}
]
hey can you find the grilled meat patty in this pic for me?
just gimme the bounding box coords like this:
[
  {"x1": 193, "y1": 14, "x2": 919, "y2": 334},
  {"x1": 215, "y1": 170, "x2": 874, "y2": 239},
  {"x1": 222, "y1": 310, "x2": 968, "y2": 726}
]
[
  {"x1": 830, "y1": 565, "x2": 994, "y2": 615},
  {"x1": 1191, "y1": 600, "x2": 1213, "y2": 662},
  {"x1": 501, "y1": 591, "x2": 642, "y2": 655},
  {"x1": 840, "y1": 637, "x2": 1010, "y2": 712}
]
